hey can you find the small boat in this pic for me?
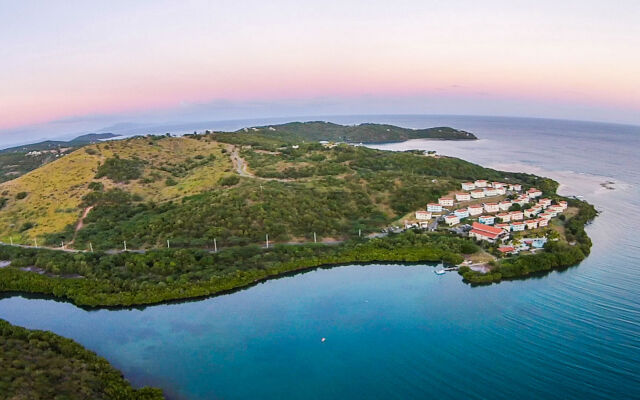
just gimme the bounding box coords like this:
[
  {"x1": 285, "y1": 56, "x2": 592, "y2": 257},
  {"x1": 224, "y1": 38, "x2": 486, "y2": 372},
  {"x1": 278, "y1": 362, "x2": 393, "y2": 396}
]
[{"x1": 434, "y1": 269, "x2": 446, "y2": 275}]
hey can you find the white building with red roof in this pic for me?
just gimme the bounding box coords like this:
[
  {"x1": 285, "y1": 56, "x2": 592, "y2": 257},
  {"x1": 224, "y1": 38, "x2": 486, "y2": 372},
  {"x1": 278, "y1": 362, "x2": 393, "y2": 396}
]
[
  {"x1": 427, "y1": 203, "x2": 443, "y2": 213},
  {"x1": 445, "y1": 215, "x2": 460, "y2": 226},
  {"x1": 479, "y1": 215, "x2": 496, "y2": 225},
  {"x1": 492, "y1": 182, "x2": 505, "y2": 189},
  {"x1": 484, "y1": 202, "x2": 499, "y2": 213},
  {"x1": 439, "y1": 197, "x2": 454, "y2": 207},
  {"x1": 495, "y1": 187, "x2": 507, "y2": 195},
  {"x1": 539, "y1": 198, "x2": 552, "y2": 208},
  {"x1": 509, "y1": 211, "x2": 524, "y2": 220},
  {"x1": 468, "y1": 204, "x2": 484, "y2": 216},
  {"x1": 499, "y1": 201, "x2": 512, "y2": 211},
  {"x1": 415, "y1": 211, "x2": 432, "y2": 220},
  {"x1": 558, "y1": 200, "x2": 568, "y2": 210},
  {"x1": 484, "y1": 188, "x2": 498, "y2": 197},
  {"x1": 495, "y1": 223, "x2": 511, "y2": 232},
  {"x1": 497, "y1": 212, "x2": 511, "y2": 222},
  {"x1": 454, "y1": 208, "x2": 470, "y2": 218},
  {"x1": 538, "y1": 218, "x2": 549, "y2": 227},
  {"x1": 461, "y1": 182, "x2": 475, "y2": 191},
  {"x1": 471, "y1": 190, "x2": 485, "y2": 199},
  {"x1": 527, "y1": 188, "x2": 542, "y2": 198},
  {"x1": 525, "y1": 219, "x2": 539, "y2": 229},
  {"x1": 455, "y1": 192, "x2": 471, "y2": 202},
  {"x1": 511, "y1": 221, "x2": 526, "y2": 231},
  {"x1": 469, "y1": 222, "x2": 505, "y2": 242},
  {"x1": 474, "y1": 180, "x2": 488, "y2": 188}
]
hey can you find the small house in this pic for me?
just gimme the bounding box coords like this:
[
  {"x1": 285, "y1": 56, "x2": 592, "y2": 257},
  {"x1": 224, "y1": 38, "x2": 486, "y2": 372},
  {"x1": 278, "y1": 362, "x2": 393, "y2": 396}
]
[
  {"x1": 484, "y1": 202, "x2": 499, "y2": 213},
  {"x1": 479, "y1": 215, "x2": 495, "y2": 225},
  {"x1": 454, "y1": 208, "x2": 470, "y2": 218},
  {"x1": 468, "y1": 204, "x2": 484, "y2": 216},
  {"x1": 537, "y1": 218, "x2": 549, "y2": 227},
  {"x1": 495, "y1": 223, "x2": 511, "y2": 232},
  {"x1": 471, "y1": 190, "x2": 485, "y2": 199},
  {"x1": 525, "y1": 219, "x2": 539, "y2": 229},
  {"x1": 439, "y1": 197, "x2": 454, "y2": 207},
  {"x1": 415, "y1": 211, "x2": 432, "y2": 220},
  {"x1": 469, "y1": 222, "x2": 505, "y2": 243},
  {"x1": 456, "y1": 192, "x2": 471, "y2": 202},
  {"x1": 427, "y1": 203, "x2": 443, "y2": 213},
  {"x1": 509, "y1": 211, "x2": 524, "y2": 221},
  {"x1": 497, "y1": 212, "x2": 511, "y2": 222},
  {"x1": 484, "y1": 188, "x2": 498, "y2": 197},
  {"x1": 461, "y1": 182, "x2": 476, "y2": 191},
  {"x1": 499, "y1": 201, "x2": 512, "y2": 211},
  {"x1": 445, "y1": 215, "x2": 460, "y2": 226},
  {"x1": 510, "y1": 221, "x2": 526, "y2": 232},
  {"x1": 474, "y1": 180, "x2": 488, "y2": 188}
]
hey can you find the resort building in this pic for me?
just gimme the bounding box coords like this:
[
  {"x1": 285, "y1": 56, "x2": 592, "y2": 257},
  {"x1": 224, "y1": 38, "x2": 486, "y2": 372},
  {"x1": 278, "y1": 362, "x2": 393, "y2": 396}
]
[
  {"x1": 427, "y1": 203, "x2": 443, "y2": 213},
  {"x1": 497, "y1": 212, "x2": 511, "y2": 222},
  {"x1": 415, "y1": 211, "x2": 432, "y2": 220},
  {"x1": 549, "y1": 204, "x2": 564, "y2": 213},
  {"x1": 479, "y1": 215, "x2": 496, "y2": 225},
  {"x1": 508, "y1": 183, "x2": 522, "y2": 191},
  {"x1": 509, "y1": 211, "x2": 524, "y2": 221},
  {"x1": 539, "y1": 213, "x2": 552, "y2": 221},
  {"x1": 559, "y1": 200, "x2": 568, "y2": 210},
  {"x1": 471, "y1": 190, "x2": 485, "y2": 199},
  {"x1": 456, "y1": 192, "x2": 471, "y2": 202},
  {"x1": 527, "y1": 188, "x2": 542, "y2": 198},
  {"x1": 454, "y1": 208, "x2": 470, "y2": 218},
  {"x1": 469, "y1": 222, "x2": 505, "y2": 243},
  {"x1": 514, "y1": 196, "x2": 529, "y2": 206},
  {"x1": 461, "y1": 182, "x2": 476, "y2": 191},
  {"x1": 445, "y1": 215, "x2": 460, "y2": 226},
  {"x1": 546, "y1": 209, "x2": 559, "y2": 217},
  {"x1": 492, "y1": 182, "x2": 505, "y2": 189},
  {"x1": 438, "y1": 197, "x2": 454, "y2": 207},
  {"x1": 538, "y1": 218, "x2": 549, "y2": 227},
  {"x1": 525, "y1": 219, "x2": 539, "y2": 229},
  {"x1": 474, "y1": 180, "x2": 488, "y2": 188},
  {"x1": 484, "y1": 202, "x2": 500, "y2": 213},
  {"x1": 524, "y1": 208, "x2": 538, "y2": 218},
  {"x1": 484, "y1": 188, "x2": 498, "y2": 197},
  {"x1": 539, "y1": 198, "x2": 552, "y2": 208},
  {"x1": 495, "y1": 223, "x2": 511, "y2": 232},
  {"x1": 495, "y1": 187, "x2": 507, "y2": 195},
  {"x1": 499, "y1": 201, "x2": 512, "y2": 211},
  {"x1": 498, "y1": 246, "x2": 517, "y2": 255},
  {"x1": 511, "y1": 221, "x2": 526, "y2": 232},
  {"x1": 468, "y1": 204, "x2": 484, "y2": 216},
  {"x1": 419, "y1": 221, "x2": 430, "y2": 229}
]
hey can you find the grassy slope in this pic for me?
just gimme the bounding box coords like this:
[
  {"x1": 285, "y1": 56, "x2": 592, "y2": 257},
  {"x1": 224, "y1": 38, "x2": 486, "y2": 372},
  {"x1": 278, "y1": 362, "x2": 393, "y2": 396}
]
[
  {"x1": 0, "y1": 319, "x2": 164, "y2": 399},
  {"x1": 0, "y1": 136, "x2": 231, "y2": 243}
]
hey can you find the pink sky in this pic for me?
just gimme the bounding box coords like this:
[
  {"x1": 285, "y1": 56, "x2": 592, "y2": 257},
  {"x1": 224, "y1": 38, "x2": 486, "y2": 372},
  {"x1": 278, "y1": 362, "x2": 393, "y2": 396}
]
[{"x1": 1, "y1": 0, "x2": 639, "y2": 136}]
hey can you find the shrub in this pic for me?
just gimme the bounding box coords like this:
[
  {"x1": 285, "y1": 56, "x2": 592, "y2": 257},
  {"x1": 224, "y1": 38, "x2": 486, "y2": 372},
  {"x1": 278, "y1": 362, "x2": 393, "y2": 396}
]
[
  {"x1": 16, "y1": 192, "x2": 28, "y2": 200},
  {"x1": 95, "y1": 156, "x2": 144, "y2": 182},
  {"x1": 219, "y1": 175, "x2": 240, "y2": 186},
  {"x1": 88, "y1": 182, "x2": 104, "y2": 191},
  {"x1": 165, "y1": 178, "x2": 178, "y2": 186}
]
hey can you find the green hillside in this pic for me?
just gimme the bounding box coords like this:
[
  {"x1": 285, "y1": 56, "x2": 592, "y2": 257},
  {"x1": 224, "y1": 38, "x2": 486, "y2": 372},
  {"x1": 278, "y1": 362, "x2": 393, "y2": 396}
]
[
  {"x1": 228, "y1": 121, "x2": 477, "y2": 143},
  {"x1": 0, "y1": 319, "x2": 163, "y2": 399}
]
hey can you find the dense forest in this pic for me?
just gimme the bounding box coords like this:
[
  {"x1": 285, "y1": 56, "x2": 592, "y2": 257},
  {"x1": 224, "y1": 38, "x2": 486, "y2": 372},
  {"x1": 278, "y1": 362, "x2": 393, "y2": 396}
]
[
  {"x1": 0, "y1": 231, "x2": 478, "y2": 307},
  {"x1": 0, "y1": 319, "x2": 163, "y2": 399}
]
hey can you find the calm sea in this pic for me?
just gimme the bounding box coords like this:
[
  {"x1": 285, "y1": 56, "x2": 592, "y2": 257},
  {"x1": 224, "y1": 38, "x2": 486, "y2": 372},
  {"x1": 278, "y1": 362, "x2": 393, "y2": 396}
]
[{"x1": 1, "y1": 116, "x2": 639, "y2": 400}]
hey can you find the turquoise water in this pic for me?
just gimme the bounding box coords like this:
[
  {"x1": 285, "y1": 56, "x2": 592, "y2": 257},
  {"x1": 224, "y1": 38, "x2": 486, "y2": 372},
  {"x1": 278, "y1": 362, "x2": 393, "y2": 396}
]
[{"x1": 1, "y1": 116, "x2": 639, "y2": 399}]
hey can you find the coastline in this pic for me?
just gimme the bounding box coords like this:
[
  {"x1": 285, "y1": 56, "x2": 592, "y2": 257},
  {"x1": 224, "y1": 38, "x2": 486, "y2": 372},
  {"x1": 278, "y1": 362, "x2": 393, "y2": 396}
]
[{"x1": 0, "y1": 195, "x2": 596, "y2": 308}]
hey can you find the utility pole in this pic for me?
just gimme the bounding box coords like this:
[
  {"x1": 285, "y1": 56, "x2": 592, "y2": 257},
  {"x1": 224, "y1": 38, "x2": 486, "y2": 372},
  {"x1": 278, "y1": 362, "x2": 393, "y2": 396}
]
[
  {"x1": 167, "y1": 240, "x2": 170, "y2": 249},
  {"x1": 61, "y1": 241, "x2": 64, "y2": 249},
  {"x1": 266, "y1": 234, "x2": 269, "y2": 249},
  {"x1": 359, "y1": 229, "x2": 362, "y2": 237},
  {"x1": 34, "y1": 238, "x2": 38, "y2": 248},
  {"x1": 214, "y1": 238, "x2": 217, "y2": 253},
  {"x1": 123, "y1": 241, "x2": 127, "y2": 252},
  {"x1": 89, "y1": 242, "x2": 93, "y2": 252},
  {"x1": 313, "y1": 232, "x2": 317, "y2": 243}
]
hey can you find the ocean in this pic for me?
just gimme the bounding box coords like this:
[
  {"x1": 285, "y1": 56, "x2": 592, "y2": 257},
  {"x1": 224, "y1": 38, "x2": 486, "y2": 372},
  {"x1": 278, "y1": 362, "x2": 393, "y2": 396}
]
[{"x1": 1, "y1": 115, "x2": 638, "y2": 399}]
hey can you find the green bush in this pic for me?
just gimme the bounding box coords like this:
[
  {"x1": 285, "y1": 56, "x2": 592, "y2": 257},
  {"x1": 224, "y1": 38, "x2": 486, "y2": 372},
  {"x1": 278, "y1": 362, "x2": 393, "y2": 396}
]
[
  {"x1": 16, "y1": 191, "x2": 28, "y2": 200},
  {"x1": 95, "y1": 156, "x2": 144, "y2": 182}
]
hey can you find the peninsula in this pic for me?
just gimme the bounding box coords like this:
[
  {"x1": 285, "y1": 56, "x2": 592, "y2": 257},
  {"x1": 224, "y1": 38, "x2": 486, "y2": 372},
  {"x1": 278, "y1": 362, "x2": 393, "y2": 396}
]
[{"x1": 0, "y1": 122, "x2": 595, "y2": 307}]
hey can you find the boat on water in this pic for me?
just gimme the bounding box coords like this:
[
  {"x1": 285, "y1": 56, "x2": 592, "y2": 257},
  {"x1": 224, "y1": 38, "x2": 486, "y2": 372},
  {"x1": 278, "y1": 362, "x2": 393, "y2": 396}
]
[{"x1": 434, "y1": 269, "x2": 446, "y2": 275}]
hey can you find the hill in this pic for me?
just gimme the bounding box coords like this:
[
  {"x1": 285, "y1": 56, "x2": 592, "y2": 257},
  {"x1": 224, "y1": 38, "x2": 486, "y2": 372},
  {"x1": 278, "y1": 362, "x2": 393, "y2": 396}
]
[
  {"x1": 0, "y1": 133, "x2": 120, "y2": 183},
  {"x1": 228, "y1": 121, "x2": 477, "y2": 143},
  {"x1": 0, "y1": 129, "x2": 541, "y2": 251}
]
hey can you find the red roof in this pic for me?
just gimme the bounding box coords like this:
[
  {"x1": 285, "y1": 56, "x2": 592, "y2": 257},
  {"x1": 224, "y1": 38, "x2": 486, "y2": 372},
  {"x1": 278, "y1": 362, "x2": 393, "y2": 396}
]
[
  {"x1": 498, "y1": 246, "x2": 515, "y2": 253},
  {"x1": 471, "y1": 222, "x2": 503, "y2": 237}
]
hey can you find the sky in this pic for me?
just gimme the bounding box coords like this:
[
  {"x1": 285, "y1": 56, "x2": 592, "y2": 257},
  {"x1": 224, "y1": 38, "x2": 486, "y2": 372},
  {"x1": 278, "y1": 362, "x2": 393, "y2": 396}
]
[{"x1": 1, "y1": 0, "x2": 639, "y2": 145}]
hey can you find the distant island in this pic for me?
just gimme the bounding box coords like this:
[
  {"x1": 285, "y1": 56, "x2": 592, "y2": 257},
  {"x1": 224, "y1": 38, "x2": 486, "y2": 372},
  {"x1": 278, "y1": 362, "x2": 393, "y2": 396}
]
[{"x1": 229, "y1": 121, "x2": 478, "y2": 143}]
